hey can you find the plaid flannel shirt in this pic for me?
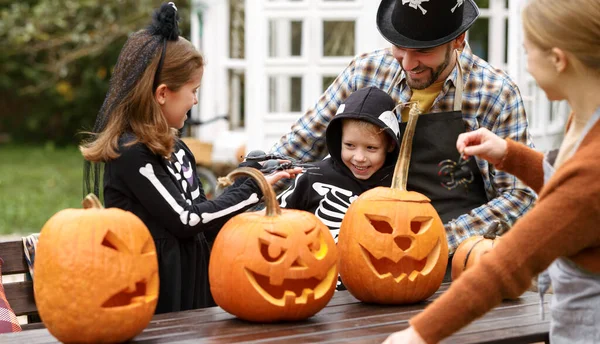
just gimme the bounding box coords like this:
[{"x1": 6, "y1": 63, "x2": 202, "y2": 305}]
[{"x1": 271, "y1": 43, "x2": 537, "y2": 254}]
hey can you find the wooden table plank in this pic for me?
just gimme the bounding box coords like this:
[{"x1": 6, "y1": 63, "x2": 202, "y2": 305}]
[
  {"x1": 138, "y1": 291, "x2": 542, "y2": 337},
  {"x1": 0, "y1": 285, "x2": 549, "y2": 344}
]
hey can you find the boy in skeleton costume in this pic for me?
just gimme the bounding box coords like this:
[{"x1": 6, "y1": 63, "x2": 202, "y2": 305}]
[{"x1": 279, "y1": 86, "x2": 400, "y2": 244}]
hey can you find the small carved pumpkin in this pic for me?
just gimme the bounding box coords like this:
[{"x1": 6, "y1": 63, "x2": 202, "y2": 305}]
[
  {"x1": 451, "y1": 221, "x2": 502, "y2": 281},
  {"x1": 338, "y1": 104, "x2": 449, "y2": 304},
  {"x1": 34, "y1": 194, "x2": 158, "y2": 343},
  {"x1": 210, "y1": 167, "x2": 338, "y2": 322}
]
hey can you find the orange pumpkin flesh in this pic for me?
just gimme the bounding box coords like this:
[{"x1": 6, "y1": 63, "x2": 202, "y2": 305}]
[
  {"x1": 210, "y1": 167, "x2": 338, "y2": 322},
  {"x1": 451, "y1": 222, "x2": 501, "y2": 280},
  {"x1": 34, "y1": 194, "x2": 158, "y2": 343},
  {"x1": 338, "y1": 104, "x2": 448, "y2": 304}
]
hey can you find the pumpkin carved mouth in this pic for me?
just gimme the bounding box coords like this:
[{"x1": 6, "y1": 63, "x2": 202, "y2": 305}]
[
  {"x1": 101, "y1": 278, "x2": 158, "y2": 308},
  {"x1": 359, "y1": 239, "x2": 442, "y2": 282},
  {"x1": 244, "y1": 265, "x2": 337, "y2": 306}
]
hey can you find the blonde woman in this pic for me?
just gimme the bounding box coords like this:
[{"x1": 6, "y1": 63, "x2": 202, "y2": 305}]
[{"x1": 383, "y1": 0, "x2": 600, "y2": 342}]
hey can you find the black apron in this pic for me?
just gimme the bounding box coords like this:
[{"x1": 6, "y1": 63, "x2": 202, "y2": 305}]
[
  {"x1": 398, "y1": 111, "x2": 488, "y2": 224},
  {"x1": 392, "y1": 60, "x2": 489, "y2": 281}
]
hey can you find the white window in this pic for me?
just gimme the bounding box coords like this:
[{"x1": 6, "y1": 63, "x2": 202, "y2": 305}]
[{"x1": 192, "y1": 0, "x2": 568, "y2": 155}]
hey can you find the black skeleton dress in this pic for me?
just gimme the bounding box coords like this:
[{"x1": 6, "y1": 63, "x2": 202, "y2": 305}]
[{"x1": 103, "y1": 133, "x2": 262, "y2": 314}]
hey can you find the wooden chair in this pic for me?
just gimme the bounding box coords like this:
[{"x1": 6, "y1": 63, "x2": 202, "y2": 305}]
[{"x1": 0, "y1": 240, "x2": 44, "y2": 330}]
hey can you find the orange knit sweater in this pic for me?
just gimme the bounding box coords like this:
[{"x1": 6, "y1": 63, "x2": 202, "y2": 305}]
[{"x1": 410, "y1": 121, "x2": 600, "y2": 343}]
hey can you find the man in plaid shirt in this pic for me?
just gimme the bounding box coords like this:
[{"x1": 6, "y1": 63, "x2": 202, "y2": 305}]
[{"x1": 271, "y1": 0, "x2": 537, "y2": 259}]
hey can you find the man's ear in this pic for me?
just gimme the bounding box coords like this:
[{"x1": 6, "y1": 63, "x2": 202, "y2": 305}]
[
  {"x1": 453, "y1": 32, "x2": 466, "y2": 50},
  {"x1": 550, "y1": 47, "x2": 568, "y2": 73},
  {"x1": 154, "y1": 84, "x2": 168, "y2": 105}
]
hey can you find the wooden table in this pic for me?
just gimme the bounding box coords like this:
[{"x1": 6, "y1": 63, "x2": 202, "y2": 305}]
[{"x1": 1, "y1": 283, "x2": 550, "y2": 343}]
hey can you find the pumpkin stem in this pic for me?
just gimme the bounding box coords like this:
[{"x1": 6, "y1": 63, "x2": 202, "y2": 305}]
[
  {"x1": 217, "y1": 167, "x2": 281, "y2": 217},
  {"x1": 82, "y1": 193, "x2": 104, "y2": 209},
  {"x1": 482, "y1": 221, "x2": 501, "y2": 240},
  {"x1": 391, "y1": 103, "x2": 421, "y2": 190}
]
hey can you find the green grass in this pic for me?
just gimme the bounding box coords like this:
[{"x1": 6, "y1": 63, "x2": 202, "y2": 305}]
[{"x1": 0, "y1": 145, "x2": 84, "y2": 235}]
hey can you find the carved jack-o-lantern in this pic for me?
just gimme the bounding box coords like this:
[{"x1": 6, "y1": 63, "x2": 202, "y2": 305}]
[
  {"x1": 452, "y1": 221, "x2": 502, "y2": 280},
  {"x1": 34, "y1": 195, "x2": 158, "y2": 343},
  {"x1": 338, "y1": 104, "x2": 448, "y2": 304},
  {"x1": 210, "y1": 168, "x2": 338, "y2": 322}
]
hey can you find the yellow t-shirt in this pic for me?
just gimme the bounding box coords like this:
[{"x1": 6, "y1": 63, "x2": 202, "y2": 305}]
[{"x1": 401, "y1": 80, "x2": 445, "y2": 122}]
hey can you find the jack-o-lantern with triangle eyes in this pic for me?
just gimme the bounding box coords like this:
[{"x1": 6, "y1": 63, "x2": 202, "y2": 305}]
[
  {"x1": 34, "y1": 194, "x2": 159, "y2": 344},
  {"x1": 210, "y1": 168, "x2": 338, "y2": 322},
  {"x1": 338, "y1": 105, "x2": 449, "y2": 304}
]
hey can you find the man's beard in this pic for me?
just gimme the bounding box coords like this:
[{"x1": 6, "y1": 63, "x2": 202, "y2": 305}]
[{"x1": 404, "y1": 46, "x2": 453, "y2": 90}]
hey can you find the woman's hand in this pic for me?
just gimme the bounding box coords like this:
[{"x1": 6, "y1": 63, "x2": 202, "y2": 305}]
[
  {"x1": 264, "y1": 167, "x2": 303, "y2": 185},
  {"x1": 382, "y1": 327, "x2": 428, "y2": 344},
  {"x1": 456, "y1": 128, "x2": 507, "y2": 166}
]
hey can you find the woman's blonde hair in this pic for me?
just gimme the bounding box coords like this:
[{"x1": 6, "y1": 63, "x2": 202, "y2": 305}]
[
  {"x1": 80, "y1": 32, "x2": 204, "y2": 163},
  {"x1": 522, "y1": 0, "x2": 600, "y2": 72}
]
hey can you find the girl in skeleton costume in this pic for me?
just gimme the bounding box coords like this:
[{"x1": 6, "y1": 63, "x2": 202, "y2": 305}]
[
  {"x1": 279, "y1": 87, "x2": 400, "y2": 289},
  {"x1": 80, "y1": 3, "x2": 300, "y2": 314}
]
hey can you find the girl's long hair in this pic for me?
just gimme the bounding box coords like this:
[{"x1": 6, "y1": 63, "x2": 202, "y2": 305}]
[
  {"x1": 80, "y1": 35, "x2": 204, "y2": 162},
  {"x1": 80, "y1": 3, "x2": 204, "y2": 197}
]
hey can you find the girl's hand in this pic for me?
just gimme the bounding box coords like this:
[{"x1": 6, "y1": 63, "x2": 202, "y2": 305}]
[
  {"x1": 265, "y1": 167, "x2": 303, "y2": 185},
  {"x1": 382, "y1": 327, "x2": 428, "y2": 344},
  {"x1": 456, "y1": 128, "x2": 507, "y2": 166}
]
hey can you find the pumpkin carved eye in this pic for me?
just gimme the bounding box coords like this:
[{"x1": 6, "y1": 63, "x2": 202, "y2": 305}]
[
  {"x1": 260, "y1": 239, "x2": 286, "y2": 262},
  {"x1": 366, "y1": 214, "x2": 394, "y2": 234},
  {"x1": 102, "y1": 230, "x2": 130, "y2": 253},
  {"x1": 411, "y1": 216, "x2": 433, "y2": 235}
]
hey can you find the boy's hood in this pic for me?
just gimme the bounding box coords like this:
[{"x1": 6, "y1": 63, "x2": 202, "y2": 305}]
[{"x1": 326, "y1": 87, "x2": 400, "y2": 183}]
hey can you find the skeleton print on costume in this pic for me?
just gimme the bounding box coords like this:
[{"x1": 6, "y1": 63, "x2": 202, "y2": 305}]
[
  {"x1": 451, "y1": 0, "x2": 464, "y2": 13},
  {"x1": 200, "y1": 193, "x2": 259, "y2": 224},
  {"x1": 139, "y1": 147, "x2": 260, "y2": 227},
  {"x1": 279, "y1": 176, "x2": 360, "y2": 242},
  {"x1": 139, "y1": 163, "x2": 202, "y2": 226},
  {"x1": 402, "y1": 0, "x2": 429, "y2": 15},
  {"x1": 169, "y1": 148, "x2": 201, "y2": 201},
  {"x1": 312, "y1": 183, "x2": 358, "y2": 242}
]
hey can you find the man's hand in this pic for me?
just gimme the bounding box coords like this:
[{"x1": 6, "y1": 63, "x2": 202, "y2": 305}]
[{"x1": 382, "y1": 327, "x2": 428, "y2": 344}]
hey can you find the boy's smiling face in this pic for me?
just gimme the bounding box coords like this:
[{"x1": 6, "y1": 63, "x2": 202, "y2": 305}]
[{"x1": 340, "y1": 120, "x2": 390, "y2": 180}]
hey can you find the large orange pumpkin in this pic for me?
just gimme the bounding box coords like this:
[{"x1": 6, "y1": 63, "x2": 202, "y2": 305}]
[
  {"x1": 210, "y1": 167, "x2": 338, "y2": 322},
  {"x1": 34, "y1": 194, "x2": 158, "y2": 343},
  {"x1": 338, "y1": 104, "x2": 448, "y2": 304},
  {"x1": 451, "y1": 221, "x2": 502, "y2": 280}
]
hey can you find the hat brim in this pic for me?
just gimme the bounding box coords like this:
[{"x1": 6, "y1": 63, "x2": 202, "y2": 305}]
[{"x1": 376, "y1": 0, "x2": 479, "y2": 49}]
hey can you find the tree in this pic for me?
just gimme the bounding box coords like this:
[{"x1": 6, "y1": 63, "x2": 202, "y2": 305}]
[{"x1": 0, "y1": 0, "x2": 190, "y2": 144}]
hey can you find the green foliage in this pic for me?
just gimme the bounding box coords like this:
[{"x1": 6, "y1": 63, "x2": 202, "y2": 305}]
[
  {"x1": 0, "y1": 145, "x2": 84, "y2": 235},
  {"x1": 0, "y1": 0, "x2": 192, "y2": 145}
]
